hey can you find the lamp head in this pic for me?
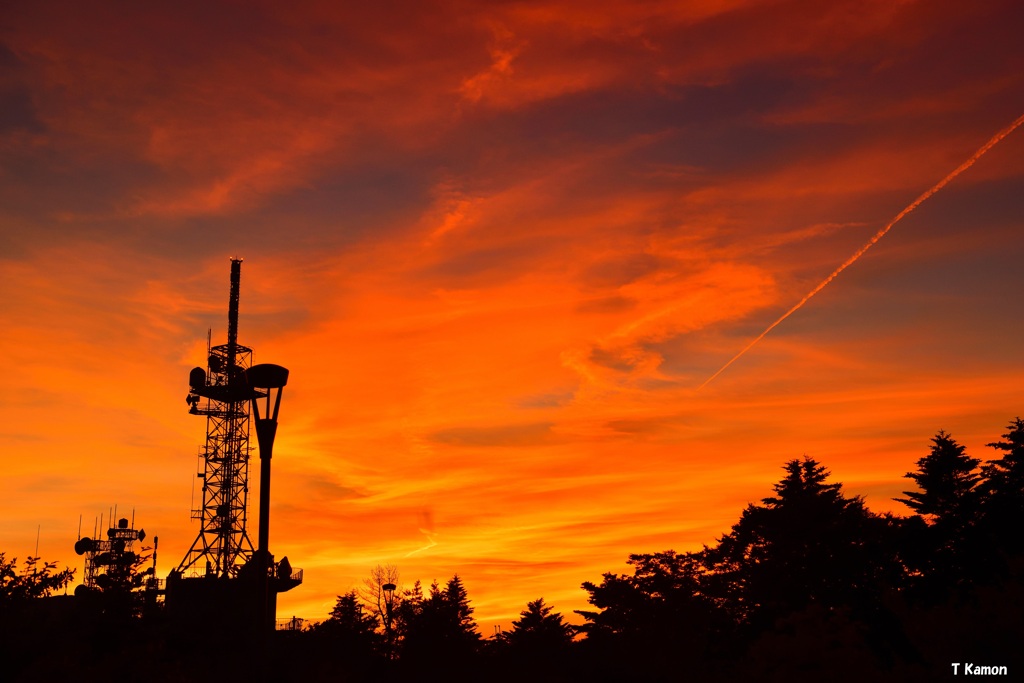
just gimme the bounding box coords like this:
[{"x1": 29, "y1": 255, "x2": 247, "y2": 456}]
[
  {"x1": 245, "y1": 363, "x2": 289, "y2": 422},
  {"x1": 246, "y1": 363, "x2": 289, "y2": 390}
]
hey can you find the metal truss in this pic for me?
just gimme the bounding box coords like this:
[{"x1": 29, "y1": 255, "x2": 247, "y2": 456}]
[
  {"x1": 177, "y1": 342, "x2": 255, "y2": 577},
  {"x1": 177, "y1": 259, "x2": 256, "y2": 578}
]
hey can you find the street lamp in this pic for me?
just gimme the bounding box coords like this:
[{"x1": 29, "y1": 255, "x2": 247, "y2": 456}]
[
  {"x1": 382, "y1": 582, "x2": 397, "y2": 657},
  {"x1": 246, "y1": 363, "x2": 288, "y2": 555},
  {"x1": 382, "y1": 583, "x2": 397, "y2": 624},
  {"x1": 245, "y1": 363, "x2": 289, "y2": 632}
]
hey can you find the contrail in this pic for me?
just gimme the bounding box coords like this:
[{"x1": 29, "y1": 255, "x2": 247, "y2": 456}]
[{"x1": 699, "y1": 112, "x2": 1024, "y2": 391}]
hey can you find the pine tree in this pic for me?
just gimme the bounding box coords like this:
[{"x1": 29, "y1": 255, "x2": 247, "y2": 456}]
[
  {"x1": 895, "y1": 430, "x2": 980, "y2": 529},
  {"x1": 328, "y1": 590, "x2": 380, "y2": 630},
  {"x1": 704, "y1": 457, "x2": 890, "y2": 626},
  {"x1": 506, "y1": 598, "x2": 574, "y2": 651},
  {"x1": 398, "y1": 575, "x2": 480, "y2": 666},
  {"x1": 441, "y1": 574, "x2": 479, "y2": 645},
  {"x1": 982, "y1": 418, "x2": 1024, "y2": 554},
  {"x1": 315, "y1": 589, "x2": 380, "y2": 653},
  {"x1": 894, "y1": 430, "x2": 986, "y2": 591},
  {"x1": 393, "y1": 579, "x2": 424, "y2": 647}
]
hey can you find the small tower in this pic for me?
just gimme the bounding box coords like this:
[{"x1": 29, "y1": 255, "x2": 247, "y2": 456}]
[{"x1": 74, "y1": 515, "x2": 151, "y2": 594}]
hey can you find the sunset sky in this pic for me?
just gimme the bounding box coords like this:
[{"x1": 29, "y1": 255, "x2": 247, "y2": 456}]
[{"x1": 3, "y1": 1, "x2": 1024, "y2": 630}]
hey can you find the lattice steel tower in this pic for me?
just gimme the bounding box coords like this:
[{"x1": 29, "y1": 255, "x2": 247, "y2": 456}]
[{"x1": 178, "y1": 258, "x2": 255, "y2": 578}]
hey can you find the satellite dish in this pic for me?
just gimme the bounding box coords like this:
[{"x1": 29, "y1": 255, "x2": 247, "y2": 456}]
[
  {"x1": 137, "y1": 529, "x2": 146, "y2": 542},
  {"x1": 74, "y1": 538, "x2": 93, "y2": 555}
]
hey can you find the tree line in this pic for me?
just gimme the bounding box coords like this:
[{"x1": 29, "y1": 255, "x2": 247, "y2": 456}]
[{"x1": 3, "y1": 419, "x2": 1023, "y2": 681}]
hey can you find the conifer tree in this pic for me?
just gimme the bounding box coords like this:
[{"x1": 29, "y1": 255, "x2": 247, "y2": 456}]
[
  {"x1": 313, "y1": 590, "x2": 381, "y2": 655},
  {"x1": 704, "y1": 457, "x2": 889, "y2": 626},
  {"x1": 895, "y1": 430, "x2": 980, "y2": 529},
  {"x1": 398, "y1": 575, "x2": 480, "y2": 665},
  {"x1": 441, "y1": 574, "x2": 479, "y2": 645},
  {"x1": 982, "y1": 417, "x2": 1024, "y2": 553},
  {"x1": 327, "y1": 590, "x2": 380, "y2": 632},
  {"x1": 506, "y1": 598, "x2": 574, "y2": 651},
  {"x1": 894, "y1": 430, "x2": 986, "y2": 589}
]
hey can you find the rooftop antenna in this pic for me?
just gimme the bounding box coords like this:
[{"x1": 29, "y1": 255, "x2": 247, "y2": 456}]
[
  {"x1": 35, "y1": 525, "x2": 40, "y2": 557},
  {"x1": 74, "y1": 510, "x2": 148, "y2": 597}
]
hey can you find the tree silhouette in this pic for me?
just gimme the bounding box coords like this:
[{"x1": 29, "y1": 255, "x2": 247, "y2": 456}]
[
  {"x1": 703, "y1": 457, "x2": 893, "y2": 628},
  {"x1": 329, "y1": 590, "x2": 380, "y2": 631},
  {"x1": 895, "y1": 431, "x2": 983, "y2": 591},
  {"x1": 0, "y1": 554, "x2": 75, "y2": 604},
  {"x1": 1, "y1": 554, "x2": 77, "y2": 680},
  {"x1": 441, "y1": 574, "x2": 478, "y2": 642},
  {"x1": 393, "y1": 578, "x2": 424, "y2": 638},
  {"x1": 359, "y1": 563, "x2": 400, "y2": 638},
  {"x1": 577, "y1": 551, "x2": 727, "y2": 679},
  {"x1": 485, "y1": 598, "x2": 576, "y2": 682},
  {"x1": 578, "y1": 551, "x2": 711, "y2": 636},
  {"x1": 982, "y1": 417, "x2": 1024, "y2": 555},
  {"x1": 311, "y1": 590, "x2": 380, "y2": 656},
  {"x1": 397, "y1": 575, "x2": 481, "y2": 669},
  {"x1": 896, "y1": 430, "x2": 980, "y2": 529},
  {"x1": 504, "y1": 598, "x2": 574, "y2": 652}
]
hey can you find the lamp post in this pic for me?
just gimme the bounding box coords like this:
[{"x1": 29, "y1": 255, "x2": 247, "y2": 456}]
[
  {"x1": 245, "y1": 363, "x2": 289, "y2": 633},
  {"x1": 382, "y1": 582, "x2": 397, "y2": 657}
]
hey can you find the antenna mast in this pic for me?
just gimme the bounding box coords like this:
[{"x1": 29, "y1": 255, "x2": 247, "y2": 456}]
[{"x1": 177, "y1": 258, "x2": 256, "y2": 577}]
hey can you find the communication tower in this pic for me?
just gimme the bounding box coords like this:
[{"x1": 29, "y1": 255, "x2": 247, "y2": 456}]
[
  {"x1": 177, "y1": 258, "x2": 256, "y2": 577},
  {"x1": 74, "y1": 513, "x2": 154, "y2": 594},
  {"x1": 167, "y1": 258, "x2": 301, "y2": 635}
]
